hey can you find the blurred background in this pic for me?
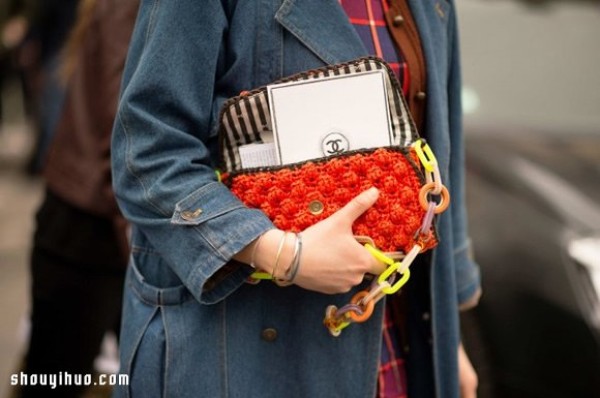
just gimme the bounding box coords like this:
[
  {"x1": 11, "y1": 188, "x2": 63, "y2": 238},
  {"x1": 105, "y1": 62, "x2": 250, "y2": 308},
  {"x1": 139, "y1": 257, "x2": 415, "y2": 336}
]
[
  {"x1": 1, "y1": 0, "x2": 599, "y2": 397},
  {"x1": 459, "y1": 0, "x2": 600, "y2": 397}
]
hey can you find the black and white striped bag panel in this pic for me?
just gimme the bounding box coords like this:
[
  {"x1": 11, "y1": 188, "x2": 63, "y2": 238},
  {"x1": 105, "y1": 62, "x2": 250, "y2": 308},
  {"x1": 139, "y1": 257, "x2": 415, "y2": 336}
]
[{"x1": 218, "y1": 57, "x2": 419, "y2": 172}]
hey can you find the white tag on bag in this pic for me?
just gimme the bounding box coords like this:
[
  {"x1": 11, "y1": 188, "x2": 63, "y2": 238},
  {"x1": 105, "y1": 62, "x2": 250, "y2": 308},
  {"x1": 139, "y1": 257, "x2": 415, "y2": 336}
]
[{"x1": 239, "y1": 142, "x2": 278, "y2": 168}]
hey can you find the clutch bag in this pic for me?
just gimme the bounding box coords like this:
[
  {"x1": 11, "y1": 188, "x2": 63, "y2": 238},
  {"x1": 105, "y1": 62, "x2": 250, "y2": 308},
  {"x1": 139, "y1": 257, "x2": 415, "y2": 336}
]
[{"x1": 218, "y1": 57, "x2": 443, "y2": 255}]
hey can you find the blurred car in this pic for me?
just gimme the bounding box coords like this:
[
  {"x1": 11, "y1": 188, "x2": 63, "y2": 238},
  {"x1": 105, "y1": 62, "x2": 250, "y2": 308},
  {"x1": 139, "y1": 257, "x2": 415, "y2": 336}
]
[
  {"x1": 462, "y1": 130, "x2": 600, "y2": 398},
  {"x1": 456, "y1": 1, "x2": 600, "y2": 397}
]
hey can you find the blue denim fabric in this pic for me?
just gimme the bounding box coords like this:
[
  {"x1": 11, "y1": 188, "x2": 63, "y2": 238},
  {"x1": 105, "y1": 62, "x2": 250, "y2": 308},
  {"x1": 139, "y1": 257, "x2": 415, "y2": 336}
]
[
  {"x1": 117, "y1": 251, "x2": 383, "y2": 398},
  {"x1": 111, "y1": 0, "x2": 480, "y2": 397}
]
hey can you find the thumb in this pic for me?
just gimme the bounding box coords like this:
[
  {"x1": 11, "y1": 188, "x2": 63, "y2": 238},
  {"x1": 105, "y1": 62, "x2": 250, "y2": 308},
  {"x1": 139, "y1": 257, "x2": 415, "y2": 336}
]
[{"x1": 335, "y1": 187, "x2": 379, "y2": 223}]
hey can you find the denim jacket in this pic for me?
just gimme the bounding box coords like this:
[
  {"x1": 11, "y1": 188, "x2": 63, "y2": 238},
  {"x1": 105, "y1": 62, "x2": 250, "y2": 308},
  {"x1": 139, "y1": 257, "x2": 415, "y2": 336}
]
[{"x1": 111, "y1": 0, "x2": 480, "y2": 397}]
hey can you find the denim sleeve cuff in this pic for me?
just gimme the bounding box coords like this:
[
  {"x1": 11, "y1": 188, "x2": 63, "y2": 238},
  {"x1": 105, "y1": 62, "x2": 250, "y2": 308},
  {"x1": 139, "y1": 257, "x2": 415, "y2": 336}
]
[
  {"x1": 170, "y1": 182, "x2": 274, "y2": 304},
  {"x1": 453, "y1": 240, "x2": 482, "y2": 307}
]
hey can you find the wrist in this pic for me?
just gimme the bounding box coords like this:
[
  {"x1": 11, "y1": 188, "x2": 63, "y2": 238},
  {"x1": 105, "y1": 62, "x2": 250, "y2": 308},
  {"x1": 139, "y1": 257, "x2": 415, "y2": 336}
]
[
  {"x1": 235, "y1": 229, "x2": 301, "y2": 282},
  {"x1": 255, "y1": 230, "x2": 295, "y2": 278}
]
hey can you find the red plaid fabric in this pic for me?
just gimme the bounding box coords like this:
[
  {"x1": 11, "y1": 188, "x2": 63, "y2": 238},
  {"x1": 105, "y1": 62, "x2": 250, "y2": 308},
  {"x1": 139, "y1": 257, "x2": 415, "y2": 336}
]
[
  {"x1": 379, "y1": 296, "x2": 409, "y2": 398},
  {"x1": 339, "y1": 0, "x2": 409, "y2": 95},
  {"x1": 339, "y1": 1, "x2": 410, "y2": 397}
]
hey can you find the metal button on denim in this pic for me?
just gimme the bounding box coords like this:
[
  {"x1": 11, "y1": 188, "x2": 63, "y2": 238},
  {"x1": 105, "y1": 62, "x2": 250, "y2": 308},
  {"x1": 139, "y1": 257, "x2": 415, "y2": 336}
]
[
  {"x1": 415, "y1": 91, "x2": 427, "y2": 101},
  {"x1": 181, "y1": 208, "x2": 202, "y2": 220},
  {"x1": 261, "y1": 328, "x2": 278, "y2": 342}
]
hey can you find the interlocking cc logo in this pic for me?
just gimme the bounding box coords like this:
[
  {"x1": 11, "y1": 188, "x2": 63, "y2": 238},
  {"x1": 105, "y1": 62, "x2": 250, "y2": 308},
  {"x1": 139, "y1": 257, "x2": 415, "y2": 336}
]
[{"x1": 322, "y1": 132, "x2": 349, "y2": 157}]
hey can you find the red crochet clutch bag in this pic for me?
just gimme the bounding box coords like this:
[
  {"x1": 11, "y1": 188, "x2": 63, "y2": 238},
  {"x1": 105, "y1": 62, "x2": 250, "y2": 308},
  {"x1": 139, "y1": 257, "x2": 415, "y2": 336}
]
[
  {"x1": 224, "y1": 147, "x2": 436, "y2": 253},
  {"x1": 218, "y1": 57, "x2": 445, "y2": 255}
]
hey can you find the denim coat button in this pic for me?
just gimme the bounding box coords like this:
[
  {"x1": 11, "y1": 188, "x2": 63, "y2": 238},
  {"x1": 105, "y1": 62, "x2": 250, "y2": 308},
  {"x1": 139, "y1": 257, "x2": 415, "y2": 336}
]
[
  {"x1": 181, "y1": 208, "x2": 203, "y2": 221},
  {"x1": 261, "y1": 328, "x2": 278, "y2": 342}
]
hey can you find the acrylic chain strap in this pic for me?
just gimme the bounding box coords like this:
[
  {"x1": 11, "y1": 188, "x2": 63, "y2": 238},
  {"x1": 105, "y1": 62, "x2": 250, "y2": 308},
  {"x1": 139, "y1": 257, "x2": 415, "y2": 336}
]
[{"x1": 247, "y1": 139, "x2": 450, "y2": 337}]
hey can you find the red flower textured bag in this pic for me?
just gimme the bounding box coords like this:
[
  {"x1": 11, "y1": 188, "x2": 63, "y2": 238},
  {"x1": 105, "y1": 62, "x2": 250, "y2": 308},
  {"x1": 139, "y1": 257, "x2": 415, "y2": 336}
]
[
  {"x1": 226, "y1": 147, "x2": 433, "y2": 254},
  {"x1": 217, "y1": 57, "x2": 450, "y2": 335}
]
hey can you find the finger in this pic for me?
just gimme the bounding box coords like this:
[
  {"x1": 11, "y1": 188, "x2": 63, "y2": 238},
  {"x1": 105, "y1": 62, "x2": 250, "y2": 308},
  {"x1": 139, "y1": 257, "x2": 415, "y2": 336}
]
[
  {"x1": 369, "y1": 254, "x2": 387, "y2": 275},
  {"x1": 334, "y1": 187, "x2": 379, "y2": 223}
]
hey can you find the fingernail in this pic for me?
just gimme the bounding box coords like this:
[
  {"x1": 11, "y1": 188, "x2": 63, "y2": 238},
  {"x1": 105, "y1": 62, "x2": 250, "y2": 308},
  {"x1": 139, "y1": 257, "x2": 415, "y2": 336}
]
[{"x1": 366, "y1": 187, "x2": 379, "y2": 198}]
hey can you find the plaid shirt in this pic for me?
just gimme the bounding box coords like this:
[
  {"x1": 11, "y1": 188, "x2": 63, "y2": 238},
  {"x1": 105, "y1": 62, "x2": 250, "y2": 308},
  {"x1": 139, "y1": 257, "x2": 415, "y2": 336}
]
[
  {"x1": 339, "y1": 1, "x2": 409, "y2": 397},
  {"x1": 340, "y1": 0, "x2": 409, "y2": 96}
]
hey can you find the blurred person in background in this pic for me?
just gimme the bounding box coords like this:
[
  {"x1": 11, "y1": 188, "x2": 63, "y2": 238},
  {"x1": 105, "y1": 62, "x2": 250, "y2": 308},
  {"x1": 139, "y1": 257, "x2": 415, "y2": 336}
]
[
  {"x1": 0, "y1": 0, "x2": 33, "y2": 127},
  {"x1": 15, "y1": 0, "x2": 139, "y2": 397},
  {"x1": 17, "y1": 0, "x2": 80, "y2": 174}
]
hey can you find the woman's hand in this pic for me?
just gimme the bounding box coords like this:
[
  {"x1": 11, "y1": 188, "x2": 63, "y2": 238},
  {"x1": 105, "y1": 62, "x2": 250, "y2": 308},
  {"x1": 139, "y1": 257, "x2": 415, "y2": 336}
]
[
  {"x1": 240, "y1": 187, "x2": 385, "y2": 294},
  {"x1": 293, "y1": 187, "x2": 386, "y2": 293},
  {"x1": 458, "y1": 342, "x2": 478, "y2": 398}
]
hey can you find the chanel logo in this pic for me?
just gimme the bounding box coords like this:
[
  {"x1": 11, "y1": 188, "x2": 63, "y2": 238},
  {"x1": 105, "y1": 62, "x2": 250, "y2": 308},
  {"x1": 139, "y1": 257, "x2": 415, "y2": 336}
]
[{"x1": 322, "y1": 132, "x2": 349, "y2": 156}]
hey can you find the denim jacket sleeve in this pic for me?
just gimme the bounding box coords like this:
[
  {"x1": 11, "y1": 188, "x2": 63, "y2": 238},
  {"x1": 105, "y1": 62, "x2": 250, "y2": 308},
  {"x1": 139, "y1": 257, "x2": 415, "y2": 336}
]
[
  {"x1": 446, "y1": 4, "x2": 481, "y2": 308},
  {"x1": 409, "y1": 0, "x2": 481, "y2": 310},
  {"x1": 111, "y1": 0, "x2": 274, "y2": 304}
]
